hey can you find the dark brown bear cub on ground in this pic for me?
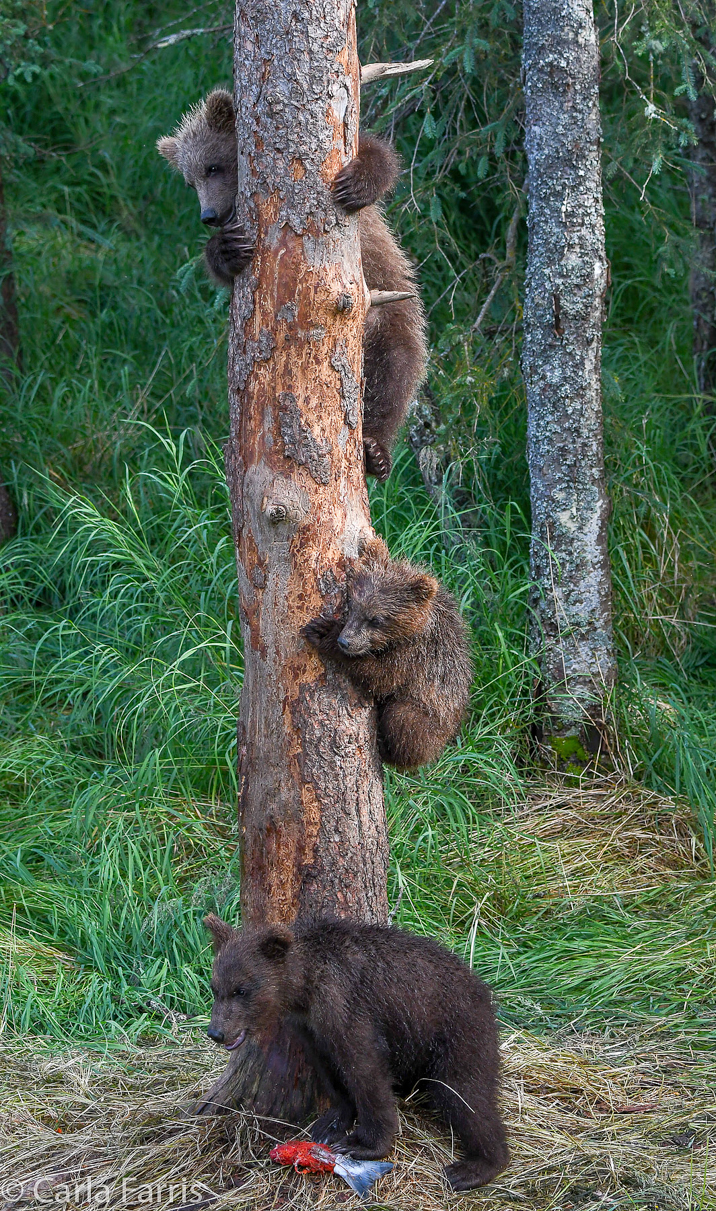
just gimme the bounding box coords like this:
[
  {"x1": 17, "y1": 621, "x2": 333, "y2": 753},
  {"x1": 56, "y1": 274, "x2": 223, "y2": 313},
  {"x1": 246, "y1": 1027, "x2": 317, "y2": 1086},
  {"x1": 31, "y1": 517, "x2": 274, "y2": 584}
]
[
  {"x1": 204, "y1": 914, "x2": 509, "y2": 1192},
  {"x1": 302, "y1": 535, "x2": 473, "y2": 770},
  {"x1": 157, "y1": 89, "x2": 427, "y2": 481}
]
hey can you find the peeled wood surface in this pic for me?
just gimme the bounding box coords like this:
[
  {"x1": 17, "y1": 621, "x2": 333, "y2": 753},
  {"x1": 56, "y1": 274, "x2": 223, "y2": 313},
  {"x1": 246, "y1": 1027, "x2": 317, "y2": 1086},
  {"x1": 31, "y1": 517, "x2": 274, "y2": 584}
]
[
  {"x1": 228, "y1": 0, "x2": 388, "y2": 930},
  {"x1": 522, "y1": 0, "x2": 616, "y2": 736},
  {"x1": 210, "y1": 0, "x2": 390, "y2": 1124}
]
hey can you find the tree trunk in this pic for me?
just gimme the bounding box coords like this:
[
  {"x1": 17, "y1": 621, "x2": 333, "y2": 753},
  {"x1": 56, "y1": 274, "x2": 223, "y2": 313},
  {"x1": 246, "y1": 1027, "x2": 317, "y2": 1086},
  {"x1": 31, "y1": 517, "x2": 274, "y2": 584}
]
[
  {"x1": 688, "y1": 54, "x2": 716, "y2": 400},
  {"x1": 522, "y1": 0, "x2": 616, "y2": 752},
  {"x1": 0, "y1": 158, "x2": 19, "y2": 543},
  {"x1": 195, "y1": 0, "x2": 388, "y2": 1121}
]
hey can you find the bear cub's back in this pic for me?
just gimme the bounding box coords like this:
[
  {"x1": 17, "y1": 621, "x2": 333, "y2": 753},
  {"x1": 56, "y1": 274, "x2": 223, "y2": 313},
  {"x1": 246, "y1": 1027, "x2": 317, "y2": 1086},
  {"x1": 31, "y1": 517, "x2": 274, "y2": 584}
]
[{"x1": 297, "y1": 919, "x2": 491, "y2": 1029}]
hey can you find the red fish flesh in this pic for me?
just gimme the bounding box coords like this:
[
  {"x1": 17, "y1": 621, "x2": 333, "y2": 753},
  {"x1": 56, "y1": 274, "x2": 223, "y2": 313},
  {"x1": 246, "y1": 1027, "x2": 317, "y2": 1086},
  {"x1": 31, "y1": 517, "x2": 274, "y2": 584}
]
[{"x1": 269, "y1": 1139, "x2": 393, "y2": 1198}]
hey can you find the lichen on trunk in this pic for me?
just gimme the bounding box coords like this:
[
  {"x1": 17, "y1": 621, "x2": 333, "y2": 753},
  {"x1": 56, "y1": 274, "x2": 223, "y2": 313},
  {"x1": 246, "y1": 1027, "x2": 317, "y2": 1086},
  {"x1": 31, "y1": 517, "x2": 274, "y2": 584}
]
[
  {"x1": 522, "y1": 0, "x2": 616, "y2": 748},
  {"x1": 0, "y1": 158, "x2": 19, "y2": 543},
  {"x1": 688, "y1": 56, "x2": 716, "y2": 402}
]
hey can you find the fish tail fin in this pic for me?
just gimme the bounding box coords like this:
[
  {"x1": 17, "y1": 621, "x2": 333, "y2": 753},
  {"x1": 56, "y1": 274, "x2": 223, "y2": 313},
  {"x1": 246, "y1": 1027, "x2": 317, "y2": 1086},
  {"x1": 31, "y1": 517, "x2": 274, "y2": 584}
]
[{"x1": 333, "y1": 1157, "x2": 393, "y2": 1198}]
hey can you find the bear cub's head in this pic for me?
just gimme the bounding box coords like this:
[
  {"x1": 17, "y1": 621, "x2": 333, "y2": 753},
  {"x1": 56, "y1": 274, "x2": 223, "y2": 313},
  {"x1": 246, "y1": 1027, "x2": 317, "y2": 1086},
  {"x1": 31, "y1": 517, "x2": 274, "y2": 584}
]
[
  {"x1": 338, "y1": 538, "x2": 438, "y2": 657},
  {"x1": 203, "y1": 914, "x2": 294, "y2": 1051},
  {"x1": 157, "y1": 90, "x2": 237, "y2": 228}
]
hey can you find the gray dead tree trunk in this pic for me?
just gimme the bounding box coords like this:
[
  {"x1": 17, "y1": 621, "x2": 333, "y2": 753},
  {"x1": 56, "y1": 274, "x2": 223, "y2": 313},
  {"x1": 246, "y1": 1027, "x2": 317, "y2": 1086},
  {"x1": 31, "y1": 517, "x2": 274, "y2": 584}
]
[
  {"x1": 0, "y1": 158, "x2": 19, "y2": 543},
  {"x1": 522, "y1": 0, "x2": 616, "y2": 752},
  {"x1": 688, "y1": 32, "x2": 716, "y2": 404},
  {"x1": 689, "y1": 87, "x2": 716, "y2": 397},
  {"x1": 194, "y1": 0, "x2": 388, "y2": 1121}
]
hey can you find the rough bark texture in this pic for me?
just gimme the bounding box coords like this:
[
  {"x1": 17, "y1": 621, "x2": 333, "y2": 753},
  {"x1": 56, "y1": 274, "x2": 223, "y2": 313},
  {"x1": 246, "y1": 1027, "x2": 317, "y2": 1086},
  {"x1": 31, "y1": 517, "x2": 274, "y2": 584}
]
[
  {"x1": 0, "y1": 159, "x2": 19, "y2": 544},
  {"x1": 688, "y1": 62, "x2": 716, "y2": 399},
  {"x1": 230, "y1": 0, "x2": 387, "y2": 929},
  {"x1": 522, "y1": 0, "x2": 616, "y2": 742},
  {"x1": 196, "y1": 0, "x2": 389, "y2": 1121}
]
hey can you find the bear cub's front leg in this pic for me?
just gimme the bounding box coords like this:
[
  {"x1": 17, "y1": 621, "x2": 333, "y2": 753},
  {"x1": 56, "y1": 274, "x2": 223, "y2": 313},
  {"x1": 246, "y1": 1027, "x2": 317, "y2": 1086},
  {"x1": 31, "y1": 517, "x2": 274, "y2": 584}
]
[
  {"x1": 332, "y1": 134, "x2": 400, "y2": 212},
  {"x1": 310, "y1": 1103, "x2": 356, "y2": 1146},
  {"x1": 204, "y1": 223, "x2": 254, "y2": 286},
  {"x1": 301, "y1": 612, "x2": 347, "y2": 661}
]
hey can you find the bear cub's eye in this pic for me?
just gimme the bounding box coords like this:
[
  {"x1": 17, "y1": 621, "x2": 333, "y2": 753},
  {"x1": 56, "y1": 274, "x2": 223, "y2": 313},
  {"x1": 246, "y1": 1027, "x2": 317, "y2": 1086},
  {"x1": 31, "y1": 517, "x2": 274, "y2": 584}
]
[
  {"x1": 205, "y1": 164, "x2": 223, "y2": 177},
  {"x1": 232, "y1": 987, "x2": 247, "y2": 998},
  {"x1": 368, "y1": 616, "x2": 385, "y2": 628}
]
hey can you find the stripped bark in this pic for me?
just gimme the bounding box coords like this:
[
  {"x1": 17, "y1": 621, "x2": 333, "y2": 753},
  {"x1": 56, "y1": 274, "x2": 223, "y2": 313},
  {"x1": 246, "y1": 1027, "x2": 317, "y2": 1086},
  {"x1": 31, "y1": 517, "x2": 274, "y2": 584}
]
[
  {"x1": 0, "y1": 158, "x2": 19, "y2": 543},
  {"x1": 195, "y1": 0, "x2": 388, "y2": 1120},
  {"x1": 522, "y1": 0, "x2": 616, "y2": 745}
]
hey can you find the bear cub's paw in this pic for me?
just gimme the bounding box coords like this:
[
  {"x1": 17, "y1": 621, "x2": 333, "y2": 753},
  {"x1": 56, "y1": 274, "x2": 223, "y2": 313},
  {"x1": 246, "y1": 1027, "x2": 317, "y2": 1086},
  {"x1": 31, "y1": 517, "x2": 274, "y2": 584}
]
[
  {"x1": 206, "y1": 224, "x2": 254, "y2": 282},
  {"x1": 444, "y1": 1159, "x2": 503, "y2": 1192},
  {"x1": 302, "y1": 614, "x2": 340, "y2": 648},
  {"x1": 310, "y1": 1106, "x2": 355, "y2": 1146},
  {"x1": 340, "y1": 1125, "x2": 395, "y2": 1160},
  {"x1": 363, "y1": 436, "x2": 392, "y2": 482},
  {"x1": 332, "y1": 157, "x2": 380, "y2": 212},
  {"x1": 332, "y1": 136, "x2": 399, "y2": 211}
]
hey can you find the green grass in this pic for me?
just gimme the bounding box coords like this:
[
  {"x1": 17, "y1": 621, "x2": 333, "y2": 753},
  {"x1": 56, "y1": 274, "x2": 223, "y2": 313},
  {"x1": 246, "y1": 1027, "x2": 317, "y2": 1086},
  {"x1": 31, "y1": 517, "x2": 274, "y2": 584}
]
[{"x1": 0, "y1": 0, "x2": 714, "y2": 1046}]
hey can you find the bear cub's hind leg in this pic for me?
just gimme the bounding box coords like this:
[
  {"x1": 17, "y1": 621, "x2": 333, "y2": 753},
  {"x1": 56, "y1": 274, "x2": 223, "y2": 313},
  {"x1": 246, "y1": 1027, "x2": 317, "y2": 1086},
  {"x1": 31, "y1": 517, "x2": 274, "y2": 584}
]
[{"x1": 425, "y1": 1064, "x2": 509, "y2": 1191}]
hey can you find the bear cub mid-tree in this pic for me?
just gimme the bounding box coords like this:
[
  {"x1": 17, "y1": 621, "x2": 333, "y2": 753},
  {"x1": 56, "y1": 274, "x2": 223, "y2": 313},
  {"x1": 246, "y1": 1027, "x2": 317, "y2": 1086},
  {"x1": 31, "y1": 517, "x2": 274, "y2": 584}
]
[
  {"x1": 205, "y1": 914, "x2": 509, "y2": 1192},
  {"x1": 302, "y1": 535, "x2": 473, "y2": 770},
  {"x1": 157, "y1": 89, "x2": 427, "y2": 482}
]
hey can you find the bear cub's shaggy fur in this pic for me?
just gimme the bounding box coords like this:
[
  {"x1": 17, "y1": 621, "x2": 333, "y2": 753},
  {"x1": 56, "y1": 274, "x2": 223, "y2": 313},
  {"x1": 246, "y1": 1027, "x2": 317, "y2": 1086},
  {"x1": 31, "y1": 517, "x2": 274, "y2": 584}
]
[
  {"x1": 205, "y1": 914, "x2": 509, "y2": 1192},
  {"x1": 157, "y1": 89, "x2": 427, "y2": 482},
  {"x1": 302, "y1": 535, "x2": 473, "y2": 770}
]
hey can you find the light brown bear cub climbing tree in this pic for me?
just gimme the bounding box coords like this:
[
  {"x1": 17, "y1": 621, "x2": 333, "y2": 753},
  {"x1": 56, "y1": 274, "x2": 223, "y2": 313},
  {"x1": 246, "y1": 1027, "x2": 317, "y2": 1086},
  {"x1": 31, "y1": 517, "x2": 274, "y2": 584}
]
[
  {"x1": 303, "y1": 536, "x2": 473, "y2": 770},
  {"x1": 157, "y1": 89, "x2": 427, "y2": 482}
]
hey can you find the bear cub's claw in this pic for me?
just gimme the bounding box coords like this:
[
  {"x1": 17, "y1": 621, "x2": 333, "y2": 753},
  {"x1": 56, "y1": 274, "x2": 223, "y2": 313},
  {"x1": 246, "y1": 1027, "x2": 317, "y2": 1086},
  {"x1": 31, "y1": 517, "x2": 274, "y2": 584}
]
[
  {"x1": 444, "y1": 1159, "x2": 505, "y2": 1192},
  {"x1": 207, "y1": 223, "x2": 254, "y2": 279},
  {"x1": 310, "y1": 1106, "x2": 355, "y2": 1146},
  {"x1": 339, "y1": 1127, "x2": 394, "y2": 1161},
  {"x1": 363, "y1": 437, "x2": 392, "y2": 482},
  {"x1": 302, "y1": 614, "x2": 339, "y2": 648}
]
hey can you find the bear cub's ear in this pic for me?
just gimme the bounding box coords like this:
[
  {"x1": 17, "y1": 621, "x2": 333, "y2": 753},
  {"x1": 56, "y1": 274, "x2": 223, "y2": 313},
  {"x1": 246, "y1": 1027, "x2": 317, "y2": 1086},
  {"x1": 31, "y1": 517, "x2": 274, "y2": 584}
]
[
  {"x1": 156, "y1": 136, "x2": 180, "y2": 167},
  {"x1": 204, "y1": 89, "x2": 235, "y2": 133},
  {"x1": 406, "y1": 570, "x2": 438, "y2": 605},
  {"x1": 259, "y1": 927, "x2": 294, "y2": 961},
  {"x1": 204, "y1": 913, "x2": 236, "y2": 953},
  {"x1": 357, "y1": 533, "x2": 390, "y2": 567}
]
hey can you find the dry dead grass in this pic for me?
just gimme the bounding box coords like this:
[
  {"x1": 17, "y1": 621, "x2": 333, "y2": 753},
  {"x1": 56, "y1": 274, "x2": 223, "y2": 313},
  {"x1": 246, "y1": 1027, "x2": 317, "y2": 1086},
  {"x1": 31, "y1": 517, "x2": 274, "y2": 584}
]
[
  {"x1": 1, "y1": 779, "x2": 714, "y2": 1211},
  {"x1": 457, "y1": 778, "x2": 711, "y2": 919},
  {"x1": 0, "y1": 1025, "x2": 713, "y2": 1211}
]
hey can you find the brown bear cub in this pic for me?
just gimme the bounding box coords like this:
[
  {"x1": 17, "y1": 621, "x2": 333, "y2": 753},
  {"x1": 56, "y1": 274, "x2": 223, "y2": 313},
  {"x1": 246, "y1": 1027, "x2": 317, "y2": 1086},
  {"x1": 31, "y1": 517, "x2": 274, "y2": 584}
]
[
  {"x1": 157, "y1": 90, "x2": 427, "y2": 481},
  {"x1": 205, "y1": 914, "x2": 509, "y2": 1191},
  {"x1": 302, "y1": 535, "x2": 473, "y2": 770}
]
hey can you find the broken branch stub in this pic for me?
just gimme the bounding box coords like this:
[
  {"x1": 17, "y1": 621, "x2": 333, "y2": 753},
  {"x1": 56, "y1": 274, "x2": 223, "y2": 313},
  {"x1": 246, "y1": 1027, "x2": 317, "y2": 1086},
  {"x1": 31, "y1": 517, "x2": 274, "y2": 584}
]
[
  {"x1": 361, "y1": 59, "x2": 434, "y2": 84},
  {"x1": 369, "y1": 288, "x2": 416, "y2": 306}
]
